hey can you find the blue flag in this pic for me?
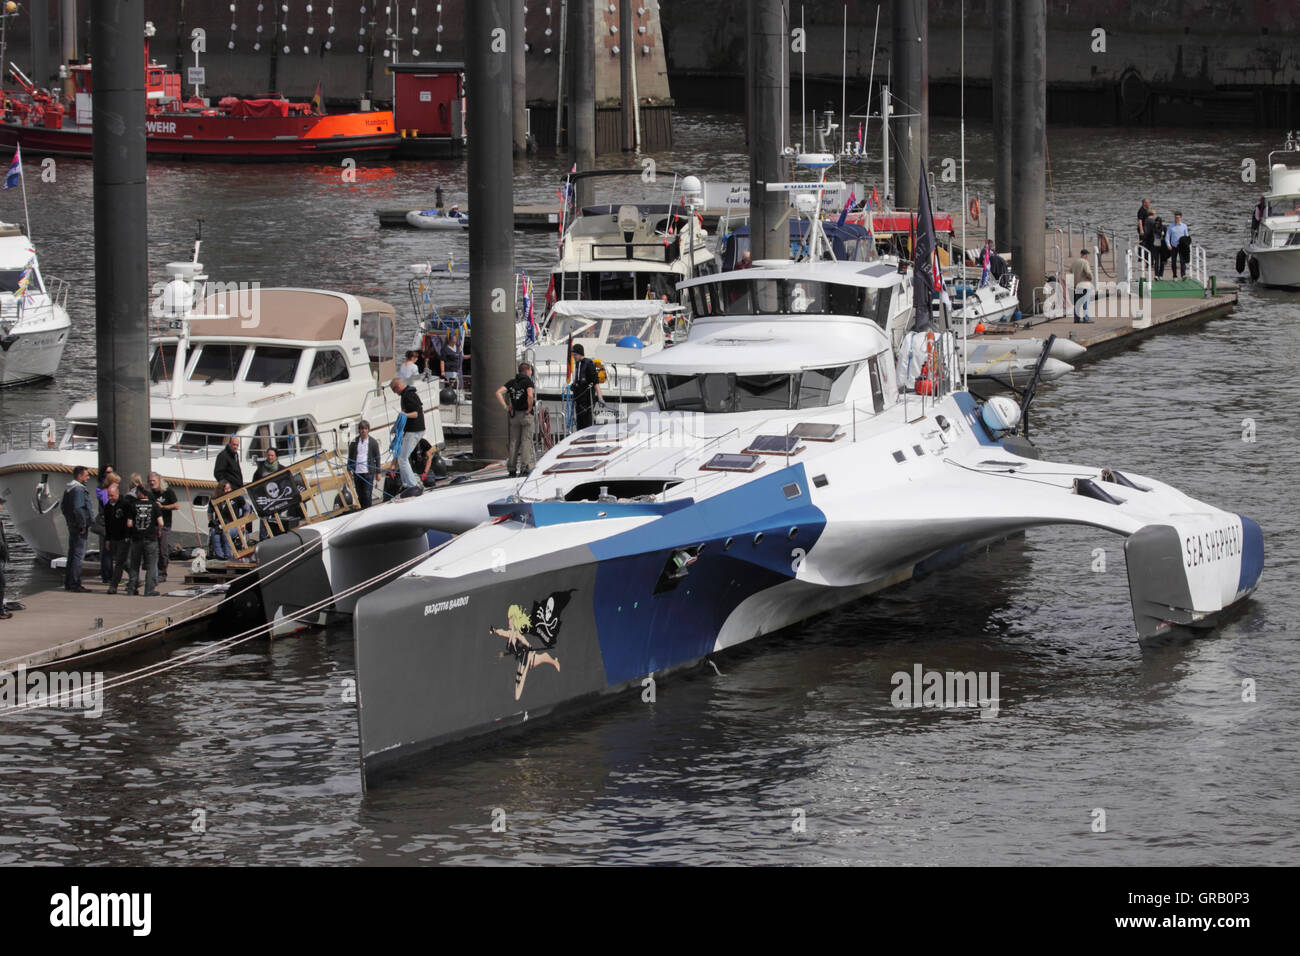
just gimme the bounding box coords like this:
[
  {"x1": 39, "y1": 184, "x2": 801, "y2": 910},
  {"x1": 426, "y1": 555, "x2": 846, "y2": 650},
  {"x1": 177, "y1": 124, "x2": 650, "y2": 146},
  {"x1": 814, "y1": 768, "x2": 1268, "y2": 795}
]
[{"x1": 2, "y1": 148, "x2": 20, "y2": 190}]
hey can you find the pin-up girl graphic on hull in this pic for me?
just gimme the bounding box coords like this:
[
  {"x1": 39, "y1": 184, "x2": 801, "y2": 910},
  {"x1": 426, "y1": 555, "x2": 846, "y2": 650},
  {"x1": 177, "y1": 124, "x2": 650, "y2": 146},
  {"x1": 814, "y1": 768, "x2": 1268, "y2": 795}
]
[{"x1": 488, "y1": 590, "x2": 575, "y2": 700}]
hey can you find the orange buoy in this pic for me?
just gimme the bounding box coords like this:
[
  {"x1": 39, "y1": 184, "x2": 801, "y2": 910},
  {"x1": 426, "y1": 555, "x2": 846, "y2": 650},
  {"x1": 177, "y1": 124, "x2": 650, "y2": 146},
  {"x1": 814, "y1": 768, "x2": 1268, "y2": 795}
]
[
  {"x1": 969, "y1": 197, "x2": 980, "y2": 222},
  {"x1": 974, "y1": 322, "x2": 986, "y2": 334}
]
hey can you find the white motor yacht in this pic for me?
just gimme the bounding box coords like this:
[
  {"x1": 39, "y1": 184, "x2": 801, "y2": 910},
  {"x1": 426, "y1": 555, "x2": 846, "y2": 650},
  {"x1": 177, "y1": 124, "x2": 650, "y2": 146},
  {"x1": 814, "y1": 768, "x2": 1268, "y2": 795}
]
[
  {"x1": 0, "y1": 256, "x2": 444, "y2": 560},
  {"x1": 1240, "y1": 132, "x2": 1300, "y2": 288},
  {"x1": 0, "y1": 221, "x2": 71, "y2": 386}
]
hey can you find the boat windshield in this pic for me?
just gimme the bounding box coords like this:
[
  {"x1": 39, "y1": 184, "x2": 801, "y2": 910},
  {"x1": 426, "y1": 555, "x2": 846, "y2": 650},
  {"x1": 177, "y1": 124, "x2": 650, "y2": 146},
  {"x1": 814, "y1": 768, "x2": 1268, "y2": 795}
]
[
  {"x1": 652, "y1": 365, "x2": 857, "y2": 413},
  {"x1": 553, "y1": 270, "x2": 682, "y2": 302},
  {"x1": 149, "y1": 343, "x2": 177, "y2": 383},
  {"x1": 246, "y1": 346, "x2": 302, "y2": 385},
  {"x1": 0, "y1": 269, "x2": 34, "y2": 294},
  {"x1": 689, "y1": 279, "x2": 887, "y2": 327},
  {"x1": 189, "y1": 344, "x2": 246, "y2": 382},
  {"x1": 1266, "y1": 195, "x2": 1300, "y2": 216}
]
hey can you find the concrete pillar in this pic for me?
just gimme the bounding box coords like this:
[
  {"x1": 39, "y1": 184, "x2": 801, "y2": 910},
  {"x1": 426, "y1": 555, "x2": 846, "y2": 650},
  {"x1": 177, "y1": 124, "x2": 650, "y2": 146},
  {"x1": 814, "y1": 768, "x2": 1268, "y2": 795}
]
[
  {"x1": 748, "y1": 0, "x2": 789, "y2": 262},
  {"x1": 572, "y1": 0, "x2": 595, "y2": 207},
  {"x1": 60, "y1": 0, "x2": 78, "y2": 97},
  {"x1": 467, "y1": 0, "x2": 517, "y2": 461},
  {"x1": 512, "y1": 0, "x2": 528, "y2": 154},
  {"x1": 620, "y1": 0, "x2": 634, "y2": 151},
  {"x1": 992, "y1": 1, "x2": 1014, "y2": 255},
  {"x1": 92, "y1": 0, "x2": 150, "y2": 481},
  {"x1": 891, "y1": 0, "x2": 924, "y2": 209},
  {"x1": 1011, "y1": 0, "x2": 1046, "y2": 313}
]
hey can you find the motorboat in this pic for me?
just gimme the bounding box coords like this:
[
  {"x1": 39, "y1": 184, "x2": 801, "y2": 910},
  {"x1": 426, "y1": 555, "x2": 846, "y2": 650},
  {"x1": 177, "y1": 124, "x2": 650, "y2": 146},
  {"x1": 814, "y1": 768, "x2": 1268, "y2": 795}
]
[
  {"x1": 0, "y1": 249, "x2": 444, "y2": 560},
  {"x1": 241, "y1": 255, "x2": 1263, "y2": 786},
  {"x1": 405, "y1": 207, "x2": 469, "y2": 231},
  {"x1": 0, "y1": 222, "x2": 71, "y2": 386},
  {"x1": 545, "y1": 169, "x2": 715, "y2": 317},
  {"x1": 1238, "y1": 132, "x2": 1300, "y2": 288}
]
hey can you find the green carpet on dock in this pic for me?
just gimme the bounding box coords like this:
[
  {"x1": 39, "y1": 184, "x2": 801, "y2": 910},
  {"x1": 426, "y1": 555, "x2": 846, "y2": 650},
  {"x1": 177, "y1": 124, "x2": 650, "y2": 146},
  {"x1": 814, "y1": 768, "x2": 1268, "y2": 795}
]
[{"x1": 1146, "y1": 278, "x2": 1206, "y2": 298}]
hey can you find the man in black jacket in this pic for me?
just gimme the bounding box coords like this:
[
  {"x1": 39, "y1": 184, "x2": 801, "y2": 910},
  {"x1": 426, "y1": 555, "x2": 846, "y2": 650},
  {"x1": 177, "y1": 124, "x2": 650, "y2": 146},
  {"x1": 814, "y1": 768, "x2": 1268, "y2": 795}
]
[
  {"x1": 104, "y1": 483, "x2": 133, "y2": 595},
  {"x1": 125, "y1": 483, "x2": 164, "y2": 597},
  {"x1": 571, "y1": 345, "x2": 602, "y2": 430},
  {"x1": 346, "y1": 420, "x2": 381, "y2": 509},
  {"x1": 214, "y1": 436, "x2": 244, "y2": 489},
  {"x1": 60, "y1": 466, "x2": 93, "y2": 592}
]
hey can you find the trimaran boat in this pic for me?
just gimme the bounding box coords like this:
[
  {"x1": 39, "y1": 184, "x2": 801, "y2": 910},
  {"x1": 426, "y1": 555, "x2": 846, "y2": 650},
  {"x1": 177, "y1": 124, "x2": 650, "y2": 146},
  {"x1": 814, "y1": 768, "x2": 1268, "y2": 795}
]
[{"x1": 248, "y1": 179, "x2": 1264, "y2": 787}]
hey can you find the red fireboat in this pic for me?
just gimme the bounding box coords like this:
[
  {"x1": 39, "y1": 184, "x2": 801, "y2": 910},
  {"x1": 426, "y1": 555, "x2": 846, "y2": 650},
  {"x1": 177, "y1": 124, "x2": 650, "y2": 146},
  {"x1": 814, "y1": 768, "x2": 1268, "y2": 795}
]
[{"x1": 0, "y1": 33, "x2": 398, "y2": 161}]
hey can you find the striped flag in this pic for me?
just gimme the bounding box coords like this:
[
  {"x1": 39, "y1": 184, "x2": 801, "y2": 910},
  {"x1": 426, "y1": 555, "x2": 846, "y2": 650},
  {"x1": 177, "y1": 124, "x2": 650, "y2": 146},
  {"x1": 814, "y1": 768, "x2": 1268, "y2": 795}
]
[{"x1": 2, "y1": 147, "x2": 20, "y2": 190}]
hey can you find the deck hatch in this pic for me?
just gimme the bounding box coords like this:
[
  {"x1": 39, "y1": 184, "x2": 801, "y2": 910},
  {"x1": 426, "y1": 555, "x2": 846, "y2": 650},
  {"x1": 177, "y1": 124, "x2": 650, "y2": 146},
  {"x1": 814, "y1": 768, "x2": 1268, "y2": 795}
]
[
  {"x1": 789, "y1": 422, "x2": 843, "y2": 442},
  {"x1": 744, "y1": 434, "x2": 803, "y2": 456},
  {"x1": 700, "y1": 453, "x2": 764, "y2": 473},
  {"x1": 543, "y1": 459, "x2": 606, "y2": 474},
  {"x1": 558, "y1": 444, "x2": 620, "y2": 458}
]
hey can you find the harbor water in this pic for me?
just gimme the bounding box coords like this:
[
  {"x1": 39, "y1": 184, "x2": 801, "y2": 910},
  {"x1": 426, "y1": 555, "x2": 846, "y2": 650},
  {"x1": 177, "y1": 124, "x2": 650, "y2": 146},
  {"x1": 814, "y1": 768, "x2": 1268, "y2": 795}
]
[{"x1": 0, "y1": 113, "x2": 1296, "y2": 864}]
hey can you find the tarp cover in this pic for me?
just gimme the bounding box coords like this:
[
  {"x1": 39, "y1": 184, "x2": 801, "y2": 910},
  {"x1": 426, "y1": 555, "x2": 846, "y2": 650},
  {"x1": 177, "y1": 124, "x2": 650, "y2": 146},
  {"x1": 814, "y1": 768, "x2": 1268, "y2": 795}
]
[{"x1": 221, "y1": 97, "x2": 291, "y2": 118}]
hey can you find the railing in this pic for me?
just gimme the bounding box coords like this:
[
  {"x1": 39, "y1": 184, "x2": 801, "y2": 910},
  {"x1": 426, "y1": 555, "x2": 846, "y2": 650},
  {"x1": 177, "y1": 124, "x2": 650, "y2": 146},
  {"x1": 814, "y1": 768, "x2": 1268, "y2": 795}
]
[
  {"x1": 0, "y1": 419, "x2": 59, "y2": 453},
  {"x1": 1191, "y1": 245, "x2": 1208, "y2": 288}
]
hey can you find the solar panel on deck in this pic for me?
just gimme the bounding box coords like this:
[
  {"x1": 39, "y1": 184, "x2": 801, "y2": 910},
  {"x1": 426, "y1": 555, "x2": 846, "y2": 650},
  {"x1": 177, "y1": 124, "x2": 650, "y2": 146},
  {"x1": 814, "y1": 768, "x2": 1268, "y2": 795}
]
[
  {"x1": 700, "y1": 453, "x2": 764, "y2": 473},
  {"x1": 743, "y1": 435, "x2": 803, "y2": 455},
  {"x1": 789, "y1": 422, "x2": 843, "y2": 442},
  {"x1": 543, "y1": 459, "x2": 605, "y2": 474},
  {"x1": 559, "y1": 444, "x2": 620, "y2": 458}
]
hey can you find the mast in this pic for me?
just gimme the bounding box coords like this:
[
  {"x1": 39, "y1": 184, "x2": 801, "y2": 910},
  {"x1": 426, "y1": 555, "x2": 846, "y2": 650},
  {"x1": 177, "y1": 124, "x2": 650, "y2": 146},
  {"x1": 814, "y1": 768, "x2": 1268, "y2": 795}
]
[{"x1": 959, "y1": 0, "x2": 967, "y2": 387}]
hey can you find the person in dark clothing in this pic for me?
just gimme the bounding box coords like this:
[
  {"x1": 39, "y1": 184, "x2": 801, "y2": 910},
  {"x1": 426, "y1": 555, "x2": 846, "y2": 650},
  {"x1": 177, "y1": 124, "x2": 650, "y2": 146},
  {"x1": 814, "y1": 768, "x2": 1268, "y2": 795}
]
[
  {"x1": 1140, "y1": 213, "x2": 1160, "y2": 277},
  {"x1": 1136, "y1": 198, "x2": 1152, "y2": 239},
  {"x1": 346, "y1": 420, "x2": 382, "y2": 509},
  {"x1": 60, "y1": 465, "x2": 93, "y2": 592},
  {"x1": 104, "y1": 483, "x2": 133, "y2": 594},
  {"x1": 214, "y1": 436, "x2": 244, "y2": 489},
  {"x1": 570, "y1": 344, "x2": 602, "y2": 431},
  {"x1": 95, "y1": 465, "x2": 118, "y2": 582},
  {"x1": 124, "y1": 480, "x2": 163, "y2": 596},
  {"x1": 148, "y1": 472, "x2": 179, "y2": 581},
  {"x1": 1150, "y1": 215, "x2": 1169, "y2": 278},
  {"x1": 497, "y1": 361, "x2": 536, "y2": 477}
]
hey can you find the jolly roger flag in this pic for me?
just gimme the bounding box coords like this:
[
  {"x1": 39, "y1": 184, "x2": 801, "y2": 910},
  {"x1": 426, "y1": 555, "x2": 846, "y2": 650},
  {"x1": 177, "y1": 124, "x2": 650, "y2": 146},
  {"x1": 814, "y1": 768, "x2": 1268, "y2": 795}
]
[{"x1": 248, "y1": 471, "x2": 304, "y2": 520}]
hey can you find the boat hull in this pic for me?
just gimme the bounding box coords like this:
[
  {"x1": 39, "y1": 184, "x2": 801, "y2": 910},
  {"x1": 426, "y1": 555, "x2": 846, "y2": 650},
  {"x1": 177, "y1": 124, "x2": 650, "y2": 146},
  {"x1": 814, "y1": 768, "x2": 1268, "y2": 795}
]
[
  {"x1": 0, "y1": 112, "x2": 399, "y2": 161},
  {"x1": 0, "y1": 313, "x2": 70, "y2": 386},
  {"x1": 1246, "y1": 244, "x2": 1300, "y2": 288}
]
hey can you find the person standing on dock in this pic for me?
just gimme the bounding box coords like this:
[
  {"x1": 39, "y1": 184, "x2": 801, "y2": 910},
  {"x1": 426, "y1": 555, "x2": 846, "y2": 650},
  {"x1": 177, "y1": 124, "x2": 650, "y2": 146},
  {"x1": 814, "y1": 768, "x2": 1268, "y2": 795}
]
[
  {"x1": 498, "y1": 361, "x2": 537, "y2": 478},
  {"x1": 95, "y1": 466, "x2": 118, "y2": 583},
  {"x1": 60, "y1": 466, "x2": 93, "y2": 593},
  {"x1": 104, "y1": 483, "x2": 132, "y2": 595},
  {"x1": 148, "y1": 473, "x2": 178, "y2": 582},
  {"x1": 346, "y1": 421, "x2": 381, "y2": 509},
  {"x1": 1069, "y1": 250, "x2": 1094, "y2": 324},
  {"x1": 1136, "y1": 198, "x2": 1152, "y2": 239},
  {"x1": 124, "y1": 478, "x2": 163, "y2": 597},
  {"x1": 1165, "y1": 212, "x2": 1190, "y2": 279},
  {"x1": 391, "y1": 377, "x2": 427, "y2": 492}
]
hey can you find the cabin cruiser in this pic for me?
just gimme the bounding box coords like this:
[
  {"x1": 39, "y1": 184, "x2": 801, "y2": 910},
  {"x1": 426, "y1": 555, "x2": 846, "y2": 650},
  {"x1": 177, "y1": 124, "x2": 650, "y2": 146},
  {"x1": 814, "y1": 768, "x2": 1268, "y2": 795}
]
[
  {"x1": 1239, "y1": 132, "x2": 1300, "y2": 288},
  {"x1": 0, "y1": 221, "x2": 71, "y2": 386},
  {"x1": 0, "y1": 257, "x2": 444, "y2": 560},
  {"x1": 546, "y1": 169, "x2": 715, "y2": 316},
  {"x1": 241, "y1": 257, "x2": 1263, "y2": 785}
]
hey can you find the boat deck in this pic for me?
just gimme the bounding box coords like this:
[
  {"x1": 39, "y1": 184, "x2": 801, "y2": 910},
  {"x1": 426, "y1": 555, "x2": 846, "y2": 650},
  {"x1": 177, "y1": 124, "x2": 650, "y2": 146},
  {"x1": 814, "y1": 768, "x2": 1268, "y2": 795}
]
[{"x1": 1, "y1": 580, "x2": 225, "y2": 675}]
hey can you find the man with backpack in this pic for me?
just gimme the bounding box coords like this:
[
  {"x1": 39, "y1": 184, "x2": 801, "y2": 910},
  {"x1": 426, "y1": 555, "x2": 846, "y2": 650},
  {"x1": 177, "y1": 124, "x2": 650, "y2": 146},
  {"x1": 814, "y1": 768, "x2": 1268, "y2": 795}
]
[
  {"x1": 571, "y1": 345, "x2": 603, "y2": 431},
  {"x1": 496, "y1": 361, "x2": 536, "y2": 478}
]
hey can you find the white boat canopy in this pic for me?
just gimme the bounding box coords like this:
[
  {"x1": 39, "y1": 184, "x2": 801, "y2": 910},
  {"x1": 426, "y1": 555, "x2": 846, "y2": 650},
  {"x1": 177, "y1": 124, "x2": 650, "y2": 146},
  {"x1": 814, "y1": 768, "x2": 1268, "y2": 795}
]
[{"x1": 636, "y1": 322, "x2": 884, "y2": 375}]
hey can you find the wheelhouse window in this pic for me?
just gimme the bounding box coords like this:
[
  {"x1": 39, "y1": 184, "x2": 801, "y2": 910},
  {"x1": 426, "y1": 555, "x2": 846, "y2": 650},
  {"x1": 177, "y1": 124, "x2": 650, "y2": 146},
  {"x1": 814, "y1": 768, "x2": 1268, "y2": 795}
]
[
  {"x1": 149, "y1": 343, "x2": 178, "y2": 383},
  {"x1": 246, "y1": 346, "x2": 302, "y2": 385},
  {"x1": 307, "y1": 348, "x2": 350, "y2": 387},
  {"x1": 653, "y1": 365, "x2": 859, "y2": 413},
  {"x1": 297, "y1": 418, "x2": 322, "y2": 455},
  {"x1": 150, "y1": 420, "x2": 175, "y2": 443},
  {"x1": 189, "y1": 344, "x2": 245, "y2": 382},
  {"x1": 176, "y1": 423, "x2": 233, "y2": 450}
]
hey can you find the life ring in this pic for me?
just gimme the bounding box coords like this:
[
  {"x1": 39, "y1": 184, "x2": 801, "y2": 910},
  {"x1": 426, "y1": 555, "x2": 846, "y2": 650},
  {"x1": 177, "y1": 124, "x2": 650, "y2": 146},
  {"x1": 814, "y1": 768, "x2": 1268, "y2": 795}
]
[
  {"x1": 1098, "y1": 234, "x2": 1109, "y2": 255},
  {"x1": 969, "y1": 198, "x2": 980, "y2": 223}
]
